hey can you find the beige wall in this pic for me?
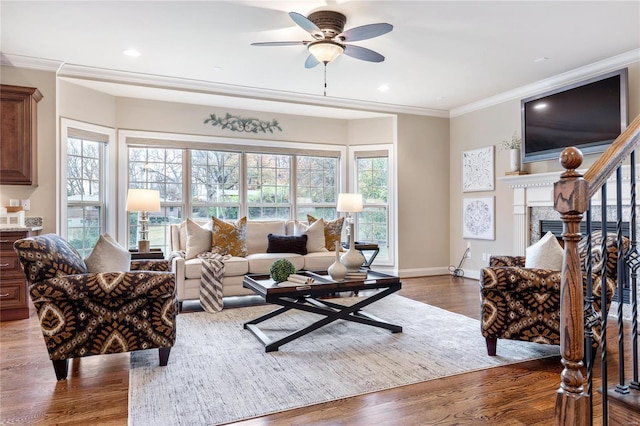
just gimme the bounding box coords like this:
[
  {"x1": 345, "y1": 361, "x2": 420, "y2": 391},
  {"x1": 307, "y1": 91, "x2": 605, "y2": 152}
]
[
  {"x1": 0, "y1": 66, "x2": 57, "y2": 234},
  {"x1": 58, "y1": 79, "x2": 117, "y2": 127},
  {"x1": 397, "y1": 114, "x2": 450, "y2": 273},
  {"x1": 115, "y1": 97, "x2": 350, "y2": 145},
  {"x1": 449, "y1": 61, "x2": 640, "y2": 277}
]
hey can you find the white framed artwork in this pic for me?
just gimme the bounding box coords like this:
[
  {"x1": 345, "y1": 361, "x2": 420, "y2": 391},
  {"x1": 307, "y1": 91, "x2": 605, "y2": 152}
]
[
  {"x1": 462, "y1": 146, "x2": 494, "y2": 192},
  {"x1": 463, "y1": 197, "x2": 495, "y2": 240}
]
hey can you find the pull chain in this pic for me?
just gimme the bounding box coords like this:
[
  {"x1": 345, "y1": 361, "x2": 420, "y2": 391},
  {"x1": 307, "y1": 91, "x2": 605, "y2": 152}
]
[{"x1": 323, "y1": 63, "x2": 327, "y2": 97}]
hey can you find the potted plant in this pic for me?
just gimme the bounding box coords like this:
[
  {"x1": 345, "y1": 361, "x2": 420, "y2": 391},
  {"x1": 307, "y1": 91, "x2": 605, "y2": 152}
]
[{"x1": 500, "y1": 132, "x2": 522, "y2": 172}]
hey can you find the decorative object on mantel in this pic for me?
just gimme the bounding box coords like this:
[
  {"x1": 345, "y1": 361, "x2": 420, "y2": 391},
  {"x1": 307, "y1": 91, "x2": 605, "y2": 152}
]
[
  {"x1": 499, "y1": 131, "x2": 523, "y2": 173},
  {"x1": 462, "y1": 197, "x2": 495, "y2": 240},
  {"x1": 205, "y1": 113, "x2": 282, "y2": 133},
  {"x1": 462, "y1": 146, "x2": 494, "y2": 192}
]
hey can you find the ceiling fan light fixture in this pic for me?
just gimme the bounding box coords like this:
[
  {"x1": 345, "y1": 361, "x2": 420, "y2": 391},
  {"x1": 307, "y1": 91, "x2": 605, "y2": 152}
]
[{"x1": 308, "y1": 40, "x2": 344, "y2": 64}]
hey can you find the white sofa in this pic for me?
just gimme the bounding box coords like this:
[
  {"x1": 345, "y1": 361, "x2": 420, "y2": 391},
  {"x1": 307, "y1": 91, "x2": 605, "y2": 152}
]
[{"x1": 170, "y1": 220, "x2": 338, "y2": 304}]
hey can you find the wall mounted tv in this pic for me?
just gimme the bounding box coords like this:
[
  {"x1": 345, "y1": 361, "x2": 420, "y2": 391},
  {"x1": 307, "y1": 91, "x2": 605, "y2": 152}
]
[{"x1": 521, "y1": 68, "x2": 628, "y2": 163}]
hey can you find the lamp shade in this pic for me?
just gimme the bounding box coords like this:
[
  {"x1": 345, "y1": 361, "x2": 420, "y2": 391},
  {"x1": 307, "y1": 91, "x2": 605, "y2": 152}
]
[
  {"x1": 337, "y1": 193, "x2": 363, "y2": 213},
  {"x1": 126, "y1": 189, "x2": 161, "y2": 212},
  {"x1": 308, "y1": 40, "x2": 344, "y2": 64}
]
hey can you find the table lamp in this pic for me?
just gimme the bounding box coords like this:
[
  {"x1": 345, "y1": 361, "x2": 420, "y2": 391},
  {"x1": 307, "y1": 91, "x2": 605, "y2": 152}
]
[
  {"x1": 337, "y1": 193, "x2": 365, "y2": 272},
  {"x1": 126, "y1": 188, "x2": 161, "y2": 252}
]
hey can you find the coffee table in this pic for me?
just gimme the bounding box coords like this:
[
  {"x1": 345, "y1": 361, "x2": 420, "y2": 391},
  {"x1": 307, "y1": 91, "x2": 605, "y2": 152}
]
[{"x1": 242, "y1": 270, "x2": 402, "y2": 352}]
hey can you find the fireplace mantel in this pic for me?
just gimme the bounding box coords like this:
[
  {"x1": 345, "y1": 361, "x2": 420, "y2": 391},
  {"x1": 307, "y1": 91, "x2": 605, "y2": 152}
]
[{"x1": 500, "y1": 166, "x2": 636, "y2": 255}]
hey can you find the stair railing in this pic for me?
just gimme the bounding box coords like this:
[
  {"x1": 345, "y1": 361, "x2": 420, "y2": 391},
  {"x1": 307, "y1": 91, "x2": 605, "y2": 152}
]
[{"x1": 553, "y1": 114, "x2": 640, "y2": 425}]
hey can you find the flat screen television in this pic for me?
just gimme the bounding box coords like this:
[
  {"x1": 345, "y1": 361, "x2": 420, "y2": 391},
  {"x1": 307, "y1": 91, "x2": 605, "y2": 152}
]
[{"x1": 521, "y1": 68, "x2": 628, "y2": 163}]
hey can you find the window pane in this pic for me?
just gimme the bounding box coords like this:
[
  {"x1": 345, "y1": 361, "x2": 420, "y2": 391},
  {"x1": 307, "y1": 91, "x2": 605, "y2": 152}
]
[
  {"x1": 356, "y1": 156, "x2": 389, "y2": 262},
  {"x1": 247, "y1": 153, "x2": 291, "y2": 219},
  {"x1": 295, "y1": 155, "x2": 338, "y2": 219},
  {"x1": 66, "y1": 135, "x2": 105, "y2": 254}
]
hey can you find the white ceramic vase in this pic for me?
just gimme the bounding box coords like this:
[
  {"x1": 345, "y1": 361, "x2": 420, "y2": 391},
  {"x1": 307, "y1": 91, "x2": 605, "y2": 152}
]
[
  {"x1": 328, "y1": 241, "x2": 347, "y2": 281},
  {"x1": 509, "y1": 148, "x2": 520, "y2": 172}
]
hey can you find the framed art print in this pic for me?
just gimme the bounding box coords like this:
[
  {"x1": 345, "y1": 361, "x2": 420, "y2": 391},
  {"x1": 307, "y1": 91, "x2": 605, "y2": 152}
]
[
  {"x1": 463, "y1": 197, "x2": 495, "y2": 240},
  {"x1": 462, "y1": 146, "x2": 494, "y2": 192}
]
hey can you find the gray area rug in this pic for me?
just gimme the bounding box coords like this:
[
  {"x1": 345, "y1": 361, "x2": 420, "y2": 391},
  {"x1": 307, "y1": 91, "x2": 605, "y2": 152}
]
[{"x1": 128, "y1": 295, "x2": 559, "y2": 425}]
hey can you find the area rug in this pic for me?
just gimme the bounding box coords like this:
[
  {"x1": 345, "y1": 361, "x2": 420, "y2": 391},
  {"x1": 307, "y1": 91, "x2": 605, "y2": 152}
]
[{"x1": 128, "y1": 295, "x2": 559, "y2": 425}]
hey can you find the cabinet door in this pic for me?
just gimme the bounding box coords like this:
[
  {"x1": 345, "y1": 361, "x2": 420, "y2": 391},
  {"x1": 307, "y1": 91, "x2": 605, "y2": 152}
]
[{"x1": 0, "y1": 85, "x2": 42, "y2": 185}]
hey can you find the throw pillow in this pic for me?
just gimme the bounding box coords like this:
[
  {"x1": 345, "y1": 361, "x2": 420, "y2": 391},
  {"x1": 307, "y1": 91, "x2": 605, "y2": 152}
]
[
  {"x1": 211, "y1": 216, "x2": 248, "y2": 257},
  {"x1": 185, "y1": 218, "x2": 212, "y2": 259},
  {"x1": 525, "y1": 231, "x2": 563, "y2": 270},
  {"x1": 85, "y1": 233, "x2": 131, "y2": 273},
  {"x1": 294, "y1": 219, "x2": 327, "y2": 253},
  {"x1": 308, "y1": 214, "x2": 344, "y2": 252},
  {"x1": 266, "y1": 234, "x2": 308, "y2": 255}
]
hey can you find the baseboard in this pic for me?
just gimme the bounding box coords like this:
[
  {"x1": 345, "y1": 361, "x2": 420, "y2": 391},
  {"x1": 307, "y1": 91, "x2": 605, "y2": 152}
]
[{"x1": 394, "y1": 267, "x2": 452, "y2": 278}]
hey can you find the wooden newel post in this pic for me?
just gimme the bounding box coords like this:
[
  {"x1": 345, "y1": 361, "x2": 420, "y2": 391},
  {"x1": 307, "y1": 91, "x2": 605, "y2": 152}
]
[{"x1": 553, "y1": 147, "x2": 590, "y2": 425}]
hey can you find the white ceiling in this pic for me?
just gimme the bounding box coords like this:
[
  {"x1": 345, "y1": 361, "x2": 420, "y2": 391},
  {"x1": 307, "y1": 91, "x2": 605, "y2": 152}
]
[{"x1": 2, "y1": 1, "x2": 639, "y2": 119}]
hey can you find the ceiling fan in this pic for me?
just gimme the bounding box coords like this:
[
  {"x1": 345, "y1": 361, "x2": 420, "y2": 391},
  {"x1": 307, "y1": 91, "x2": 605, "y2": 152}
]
[{"x1": 251, "y1": 10, "x2": 393, "y2": 69}]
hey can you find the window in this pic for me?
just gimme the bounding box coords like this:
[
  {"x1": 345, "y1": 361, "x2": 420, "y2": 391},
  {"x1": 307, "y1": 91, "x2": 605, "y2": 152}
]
[
  {"x1": 352, "y1": 146, "x2": 394, "y2": 265},
  {"x1": 121, "y1": 131, "x2": 348, "y2": 253},
  {"x1": 191, "y1": 149, "x2": 241, "y2": 220},
  {"x1": 128, "y1": 147, "x2": 183, "y2": 250},
  {"x1": 246, "y1": 153, "x2": 291, "y2": 220},
  {"x1": 61, "y1": 120, "x2": 115, "y2": 257},
  {"x1": 296, "y1": 155, "x2": 338, "y2": 220}
]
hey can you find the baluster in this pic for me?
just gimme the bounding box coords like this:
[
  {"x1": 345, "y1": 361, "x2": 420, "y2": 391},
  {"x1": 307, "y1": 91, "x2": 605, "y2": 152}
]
[
  {"x1": 615, "y1": 166, "x2": 629, "y2": 396},
  {"x1": 583, "y1": 206, "x2": 595, "y2": 425},
  {"x1": 554, "y1": 147, "x2": 590, "y2": 425},
  {"x1": 626, "y1": 151, "x2": 640, "y2": 391},
  {"x1": 600, "y1": 183, "x2": 609, "y2": 425}
]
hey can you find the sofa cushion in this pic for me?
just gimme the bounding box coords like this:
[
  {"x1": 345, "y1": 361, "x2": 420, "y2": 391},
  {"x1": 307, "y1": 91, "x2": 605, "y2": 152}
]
[
  {"x1": 294, "y1": 219, "x2": 327, "y2": 253},
  {"x1": 308, "y1": 215, "x2": 344, "y2": 251},
  {"x1": 303, "y1": 251, "x2": 337, "y2": 272},
  {"x1": 525, "y1": 231, "x2": 563, "y2": 270},
  {"x1": 245, "y1": 220, "x2": 287, "y2": 255},
  {"x1": 184, "y1": 256, "x2": 249, "y2": 279},
  {"x1": 185, "y1": 219, "x2": 212, "y2": 259},
  {"x1": 246, "y1": 253, "x2": 305, "y2": 274},
  {"x1": 212, "y1": 217, "x2": 248, "y2": 257},
  {"x1": 85, "y1": 233, "x2": 131, "y2": 273},
  {"x1": 267, "y1": 234, "x2": 308, "y2": 255}
]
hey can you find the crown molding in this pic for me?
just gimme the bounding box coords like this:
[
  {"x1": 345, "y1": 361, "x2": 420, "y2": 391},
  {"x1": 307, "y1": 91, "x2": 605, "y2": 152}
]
[
  {"x1": 1, "y1": 53, "x2": 448, "y2": 118},
  {"x1": 450, "y1": 48, "x2": 640, "y2": 118},
  {"x1": 0, "y1": 53, "x2": 64, "y2": 72}
]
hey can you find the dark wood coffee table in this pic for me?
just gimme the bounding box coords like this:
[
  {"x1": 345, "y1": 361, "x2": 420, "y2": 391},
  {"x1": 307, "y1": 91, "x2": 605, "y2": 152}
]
[{"x1": 242, "y1": 270, "x2": 402, "y2": 352}]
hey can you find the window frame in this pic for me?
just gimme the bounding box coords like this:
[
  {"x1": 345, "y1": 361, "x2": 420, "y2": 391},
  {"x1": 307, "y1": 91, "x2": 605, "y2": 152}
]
[
  {"x1": 348, "y1": 144, "x2": 396, "y2": 267},
  {"x1": 59, "y1": 118, "x2": 117, "y2": 245},
  {"x1": 117, "y1": 130, "x2": 347, "y2": 247}
]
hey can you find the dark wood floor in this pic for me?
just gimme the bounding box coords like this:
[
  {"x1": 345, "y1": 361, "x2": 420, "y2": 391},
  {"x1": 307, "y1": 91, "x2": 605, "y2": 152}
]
[{"x1": 0, "y1": 275, "x2": 631, "y2": 425}]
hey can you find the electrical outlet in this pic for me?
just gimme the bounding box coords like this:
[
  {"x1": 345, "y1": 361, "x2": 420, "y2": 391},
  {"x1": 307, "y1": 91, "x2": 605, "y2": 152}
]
[{"x1": 20, "y1": 199, "x2": 30, "y2": 211}]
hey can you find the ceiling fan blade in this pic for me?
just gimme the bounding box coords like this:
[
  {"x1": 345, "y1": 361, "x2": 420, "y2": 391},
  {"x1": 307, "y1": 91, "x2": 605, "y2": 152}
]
[
  {"x1": 251, "y1": 41, "x2": 307, "y2": 46},
  {"x1": 343, "y1": 45, "x2": 385, "y2": 62},
  {"x1": 289, "y1": 12, "x2": 323, "y2": 39},
  {"x1": 305, "y1": 54, "x2": 320, "y2": 69},
  {"x1": 339, "y1": 23, "x2": 393, "y2": 42}
]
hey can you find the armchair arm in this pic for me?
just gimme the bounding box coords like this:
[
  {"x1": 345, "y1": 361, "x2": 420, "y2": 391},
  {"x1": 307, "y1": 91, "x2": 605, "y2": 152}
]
[
  {"x1": 480, "y1": 266, "x2": 561, "y2": 293},
  {"x1": 29, "y1": 271, "x2": 175, "y2": 301},
  {"x1": 489, "y1": 255, "x2": 525, "y2": 267},
  {"x1": 130, "y1": 259, "x2": 170, "y2": 272}
]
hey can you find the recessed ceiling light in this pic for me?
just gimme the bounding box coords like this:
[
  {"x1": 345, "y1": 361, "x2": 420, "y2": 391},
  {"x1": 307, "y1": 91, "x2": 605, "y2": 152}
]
[
  {"x1": 534, "y1": 56, "x2": 549, "y2": 63},
  {"x1": 213, "y1": 66, "x2": 222, "y2": 72},
  {"x1": 123, "y1": 48, "x2": 141, "y2": 57},
  {"x1": 378, "y1": 84, "x2": 390, "y2": 92}
]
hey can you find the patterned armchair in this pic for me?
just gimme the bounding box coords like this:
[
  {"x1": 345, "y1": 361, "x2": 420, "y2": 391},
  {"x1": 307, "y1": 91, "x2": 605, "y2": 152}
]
[
  {"x1": 14, "y1": 234, "x2": 177, "y2": 380},
  {"x1": 479, "y1": 231, "x2": 626, "y2": 356}
]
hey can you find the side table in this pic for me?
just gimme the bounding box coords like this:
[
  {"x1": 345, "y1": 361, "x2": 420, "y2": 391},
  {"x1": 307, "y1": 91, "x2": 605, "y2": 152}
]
[
  {"x1": 341, "y1": 242, "x2": 380, "y2": 268},
  {"x1": 129, "y1": 248, "x2": 165, "y2": 260}
]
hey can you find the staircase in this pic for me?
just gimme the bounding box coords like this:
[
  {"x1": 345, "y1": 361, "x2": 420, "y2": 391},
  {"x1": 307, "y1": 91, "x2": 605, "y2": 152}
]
[{"x1": 554, "y1": 114, "x2": 640, "y2": 425}]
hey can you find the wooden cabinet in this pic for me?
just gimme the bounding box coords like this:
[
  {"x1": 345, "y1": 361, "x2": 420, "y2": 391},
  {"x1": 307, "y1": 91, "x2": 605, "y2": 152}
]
[
  {"x1": 0, "y1": 85, "x2": 43, "y2": 185},
  {"x1": 0, "y1": 230, "x2": 30, "y2": 320}
]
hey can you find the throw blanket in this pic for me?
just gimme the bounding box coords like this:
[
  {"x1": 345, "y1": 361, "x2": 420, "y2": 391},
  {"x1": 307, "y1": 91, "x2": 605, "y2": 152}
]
[{"x1": 197, "y1": 252, "x2": 228, "y2": 313}]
